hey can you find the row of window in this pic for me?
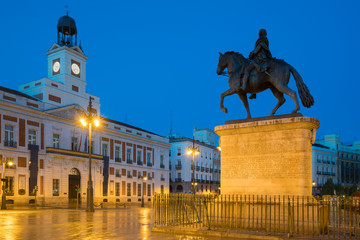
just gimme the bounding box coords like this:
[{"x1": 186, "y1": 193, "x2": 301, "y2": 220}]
[
  {"x1": 4, "y1": 125, "x2": 37, "y2": 147},
  {"x1": 171, "y1": 148, "x2": 219, "y2": 160},
  {"x1": 51, "y1": 179, "x2": 161, "y2": 196}
]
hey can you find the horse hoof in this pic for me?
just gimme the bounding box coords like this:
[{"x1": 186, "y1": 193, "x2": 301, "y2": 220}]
[
  {"x1": 291, "y1": 110, "x2": 298, "y2": 114},
  {"x1": 222, "y1": 108, "x2": 228, "y2": 113},
  {"x1": 246, "y1": 115, "x2": 251, "y2": 119}
]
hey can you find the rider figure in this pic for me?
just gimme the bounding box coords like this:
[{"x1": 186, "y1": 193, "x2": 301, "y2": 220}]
[{"x1": 240, "y1": 29, "x2": 272, "y2": 98}]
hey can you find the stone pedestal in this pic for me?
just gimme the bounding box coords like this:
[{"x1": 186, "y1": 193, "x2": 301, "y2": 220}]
[{"x1": 214, "y1": 114, "x2": 319, "y2": 196}]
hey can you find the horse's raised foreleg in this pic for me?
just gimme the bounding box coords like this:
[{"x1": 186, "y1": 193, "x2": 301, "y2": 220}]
[
  {"x1": 269, "y1": 87, "x2": 286, "y2": 116},
  {"x1": 220, "y1": 88, "x2": 237, "y2": 113},
  {"x1": 274, "y1": 83, "x2": 300, "y2": 114},
  {"x1": 236, "y1": 92, "x2": 251, "y2": 119}
]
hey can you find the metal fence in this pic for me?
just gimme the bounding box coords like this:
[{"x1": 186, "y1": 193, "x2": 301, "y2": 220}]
[{"x1": 154, "y1": 194, "x2": 360, "y2": 239}]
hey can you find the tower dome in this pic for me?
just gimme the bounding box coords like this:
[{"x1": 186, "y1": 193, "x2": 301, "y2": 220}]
[{"x1": 57, "y1": 14, "x2": 78, "y2": 47}]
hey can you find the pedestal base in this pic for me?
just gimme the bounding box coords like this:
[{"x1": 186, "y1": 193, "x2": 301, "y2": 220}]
[{"x1": 215, "y1": 114, "x2": 319, "y2": 196}]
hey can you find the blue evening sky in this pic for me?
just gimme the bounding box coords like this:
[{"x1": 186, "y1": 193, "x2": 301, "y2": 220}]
[{"x1": 0, "y1": 0, "x2": 359, "y2": 143}]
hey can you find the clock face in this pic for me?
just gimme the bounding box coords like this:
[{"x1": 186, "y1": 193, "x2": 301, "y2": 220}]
[
  {"x1": 53, "y1": 61, "x2": 60, "y2": 73},
  {"x1": 71, "y1": 63, "x2": 80, "y2": 75}
]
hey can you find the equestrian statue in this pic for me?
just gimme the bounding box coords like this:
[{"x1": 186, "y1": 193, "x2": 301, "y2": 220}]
[{"x1": 217, "y1": 29, "x2": 314, "y2": 119}]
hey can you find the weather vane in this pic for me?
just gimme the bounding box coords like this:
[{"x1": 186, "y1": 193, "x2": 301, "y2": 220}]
[{"x1": 65, "y1": 3, "x2": 69, "y2": 15}]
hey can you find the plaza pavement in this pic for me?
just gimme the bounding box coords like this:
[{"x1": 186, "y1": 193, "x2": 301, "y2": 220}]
[{"x1": 0, "y1": 207, "x2": 227, "y2": 240}]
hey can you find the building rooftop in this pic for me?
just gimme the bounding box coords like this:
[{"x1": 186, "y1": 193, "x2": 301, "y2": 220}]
[
  {"x1": 0, "y1": 86, "x2": 39, "y2": 101},
  {"x1": 169, "y1": 136, "x2": 219, "y2": 151}
]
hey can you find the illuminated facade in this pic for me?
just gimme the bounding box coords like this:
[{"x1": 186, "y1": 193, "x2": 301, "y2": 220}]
[
  {"x1": 169, "y1": 129, "x2": 220, "y2": 194},
  {"x1": 0, "y1": 14, "x2": 169, "y2": 206}
]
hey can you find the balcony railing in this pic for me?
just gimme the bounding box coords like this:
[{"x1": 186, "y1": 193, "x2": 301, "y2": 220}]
[
  {"x1": 175, "y1": 178, "x2": 182, "y2": 182},
  {"x1": 127, "y1": 174, "x2": 132, "y2": 178},
  {"x1": 160, "y1": 163, "x2": 165, "y2": 169},
  {"x1": 175, "y1": 164, "x2": 182, "y2": 170},
  {"x1": 214, "y1": 169, "x2": 218, "y2": 173},
  {"x1": 148, "y1": 176, "x2": 153, "y2": 180},
  {"x1": 191, "y1": 165, "x2": 194, "y2": 170},
  {"x1": 4, "y1": 140, "x2": 17, "y2": 148},
  {"x1": 137, "y1": 161, "x2": 143, "y2": 165},
  {"x1": 205, "y1": 168, "x2": 209, "y2": 172},
  {"x1": 161, "y1": 177, "x2": 165, "y2": 181},
  {"x1": 201, "y1": 167, "x2": 204, "y2": 172},
  {"x1": 196, "y1": 166, "x2": 200, "y2": 171},
  {"x1": 126, "y1": 159, "x2": 133, "y2": 164},
  {"x1": 205, "y1": 180, "x2": 209, "y2": 184},
  {"x1": 147, "y1": 162, "x2": 153, "y2": 167},
  {"x1": 210, "y1": 169, "x2": 213, "y2": 173},
  {"x1": 116, "y1": 173, "x2": 121, "y2": 177},
  {"x1": 200, "y1": 179, "x2": 205, "y2": 183},
  {"x1": 169, "y1": 164, "x2": 172, "y2": 170},
  {"x1": 115, "y1": 157, "x2": 121, "y2": 162}
]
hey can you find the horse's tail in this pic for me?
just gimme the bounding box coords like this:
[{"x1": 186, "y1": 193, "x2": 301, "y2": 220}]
[{"x1": 289, "y1": 64, "x2": 314, "y2": 108}]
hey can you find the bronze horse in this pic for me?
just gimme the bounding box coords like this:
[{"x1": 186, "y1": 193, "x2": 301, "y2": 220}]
[{"x1": 217, "y1": 51, "x2": 314, "y2": 118}]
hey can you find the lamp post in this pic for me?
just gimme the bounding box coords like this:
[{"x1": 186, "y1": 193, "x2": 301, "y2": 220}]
[
  {"x1": 1, "y1": 157, "x2": 13, "y2": 210},
  {"x1": 312, "y1": 181, "x2": 316, "y2": 196},
  {"x1": 187, "y1": 137, "x2": 200, "y2": 195},
  {"x1": 80, "y1": 97, "x2": 100, "y2": 212},
  {"x1": 141, "y1": 176, "x2": 147, "y2": 207}
]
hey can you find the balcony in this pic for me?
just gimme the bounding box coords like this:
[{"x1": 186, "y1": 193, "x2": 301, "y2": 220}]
[
  {"x1": 175, "y1": 178, "x2": 182, "y2": 182},
  {"x1": 126, "y1": 159, "x2": 133, "y2": 164},
  {"x1": 191, "y1": 165, "x2": 194, "y2": 170},
  {"x1": 205, "y1": 168, "x2": 209, "y2": 172},
  {"x1": 196, "y1": 166, "x2": 200, "y2": 171},
  {"x1": 201, "y1": 167, "x2": 204, "y2": 172},
  {"x1": 205, "y1": 180, "x2": 209, "y2": 184},
  {"x1": 200, "y1": 179, "x2": 205, "y2": 183},
  {"x1": 148, "y1": 176, "x2": 153, "y2": 180},
  {"x1": 160, "y1": 163, "x2": 165, "y2": 169},
  {"x1": 316, "y1": 171, "x2": 322, "y2": 175},
  {"x1": 169, "y1": 164, "x2": 172, "y2": 170},
  {"x1": 115, "y1": 157, "x2": 121, "y2": 162},
  {"x1": 175, "y1": 164, "x2": 182, "y2": 170},
  {"x1": 214, "y1": 169, "x2": 218, "y2": 173},
  {"x1": 4, "y1": 140, "x2": 17, "y2": 148},
  {"x1": 214, "y1": 181, "x2": 220, "y2": 184},
  {"x1": 116, "y1": 173, "x2": 121, "y2": 177},
  {"x1": 161, "y1": 177, "x2": 165, "y2": 181},
  {"x1": 127, "y1": 174, "x2": 132, "y2": 178},
  {"x1": 210, "y1": 169, "x2": 213, "y2": 173},
  {"x1": 147, "y1": 162, "x2": 153, "y2": 167},
  {"x1": 137, "y1": 161, "x2": 143, "y2": 165}
]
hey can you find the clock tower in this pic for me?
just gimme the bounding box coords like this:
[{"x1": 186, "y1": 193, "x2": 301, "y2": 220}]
[{"x1": 19, "y1": 13, "x2": 100, "y2": 113}]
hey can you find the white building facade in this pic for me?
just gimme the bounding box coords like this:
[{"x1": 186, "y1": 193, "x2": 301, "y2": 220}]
[
  {"x1": 169, "y1": 130, "x2": 220, "y2": 194},
  {"x1": 312, "y1": 134, "x2": 360, "y2": 194},
  {"x1": 0, "y1": 14, "x2": 169, "y2": 206}
]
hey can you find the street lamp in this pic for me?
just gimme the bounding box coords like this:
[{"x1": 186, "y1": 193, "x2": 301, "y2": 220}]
[
  {"x1": 1, "y1": 157, "x2": 14, "y2": 210},
  {"x1": 141, "y1": 176, "x2": 147, "y2": 207},
  {"x1": 80, "y1": 97, "x2": 100, "y2": 212},
  {"x1": 187, "y1": 137, "x2": 200, "y2": 195}
]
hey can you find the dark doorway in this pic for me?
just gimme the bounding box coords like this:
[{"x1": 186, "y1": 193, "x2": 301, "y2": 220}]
[{"x1": 68, "y1": 168, "x2": 80, "y2": 200}]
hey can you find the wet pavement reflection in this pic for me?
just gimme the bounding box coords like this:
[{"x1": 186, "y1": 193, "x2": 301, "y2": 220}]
[{"x1": 0, "y1": 208, "x2": 226, "y2": 240}]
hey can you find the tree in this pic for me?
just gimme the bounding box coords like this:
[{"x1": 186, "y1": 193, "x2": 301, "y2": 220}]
[
  {"x1": 334, "y1": 183, "x2": 345, "y2": 195},
  {"x1": 320, "y1": 179, "x2": 335, "y2": 196}
]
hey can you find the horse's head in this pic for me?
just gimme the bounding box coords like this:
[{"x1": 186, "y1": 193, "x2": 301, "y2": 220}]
[
  {"x1": 217, "y1": 51, "x2": 244, "y2": 76},
  {"x1": 217, "y1": 52, "x2": 227, "y2": 75}
]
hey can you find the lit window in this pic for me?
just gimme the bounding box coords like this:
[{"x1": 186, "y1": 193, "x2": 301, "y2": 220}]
[
  {"x1": 28, "y1": 130, "x2": 37, "y2": 145},
  {"x1": 5, "y1": 125, "x2": 15, "y2": 147},
  {"x1": 71, "y1": 137, "x2": 78, "y2": 151},
  {"x1": 115, "y1": 146, "x2": 121, "y2": 162},
  {"x1": 102, "y1": 144, "x2": 108, "y2": 157},
  {"x1": 53, "y1": 134, "x2": 60, "y2": 148},
  {"x1": 53, "y1": 179, "x2": 60, "y2": 196}
]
